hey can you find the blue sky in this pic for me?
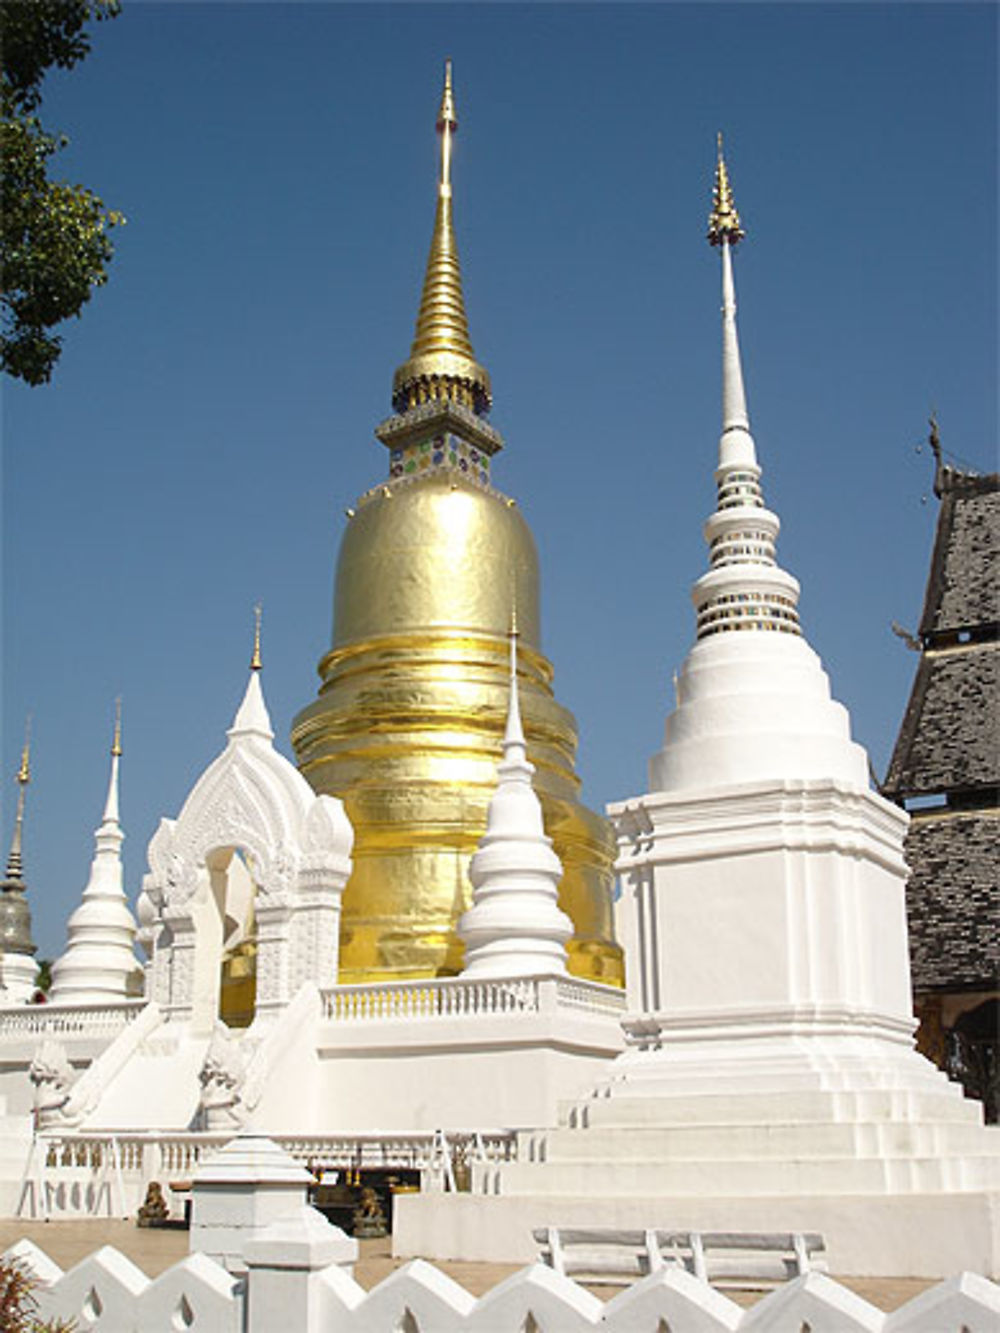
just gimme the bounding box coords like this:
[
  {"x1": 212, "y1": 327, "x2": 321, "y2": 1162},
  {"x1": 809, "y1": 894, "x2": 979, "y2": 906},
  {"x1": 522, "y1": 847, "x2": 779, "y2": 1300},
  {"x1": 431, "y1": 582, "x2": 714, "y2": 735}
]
[{"x1": 3, "y1": 2, "x2": 996, "y2": 959}]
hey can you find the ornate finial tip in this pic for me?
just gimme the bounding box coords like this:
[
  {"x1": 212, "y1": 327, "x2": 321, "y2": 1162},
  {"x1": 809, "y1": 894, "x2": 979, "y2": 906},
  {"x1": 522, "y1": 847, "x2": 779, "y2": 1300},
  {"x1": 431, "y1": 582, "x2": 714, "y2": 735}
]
[
  {"x1": 250, "y1": 604, "x2": 263, "y2": 672},
  {"x1": 17, "y1": 716, "x2": 31, "y2": 785},
  {"x1": 437, "y1": 57, "x2": 457, "y2": 131},
  {"x1": 111, "y1": 697, "x2": 123, "y2": 757},
  {"x1": 707, "y1": 134, "x2": 746, "y2": 247}
]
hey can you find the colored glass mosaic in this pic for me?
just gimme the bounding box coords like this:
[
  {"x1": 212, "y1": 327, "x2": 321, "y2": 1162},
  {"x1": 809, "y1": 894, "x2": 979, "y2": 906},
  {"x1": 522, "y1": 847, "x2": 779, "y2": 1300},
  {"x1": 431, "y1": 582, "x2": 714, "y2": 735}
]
[{"x1": 388, "y1": 433, "x2": 491, "y2": 487}]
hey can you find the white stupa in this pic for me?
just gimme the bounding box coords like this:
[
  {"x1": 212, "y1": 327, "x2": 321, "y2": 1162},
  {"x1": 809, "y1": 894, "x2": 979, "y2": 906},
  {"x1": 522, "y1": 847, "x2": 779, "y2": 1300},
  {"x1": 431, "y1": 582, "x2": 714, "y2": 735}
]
[
  {"x1": 458, "y1": 626, "x2": 573, "y2": 979},
  {"x1": 394, "y1": 138, "x2": 1000, "y2": 1278},
  {"x1": 50, "y1": 704, "x2": 138, "y2": 1004}
]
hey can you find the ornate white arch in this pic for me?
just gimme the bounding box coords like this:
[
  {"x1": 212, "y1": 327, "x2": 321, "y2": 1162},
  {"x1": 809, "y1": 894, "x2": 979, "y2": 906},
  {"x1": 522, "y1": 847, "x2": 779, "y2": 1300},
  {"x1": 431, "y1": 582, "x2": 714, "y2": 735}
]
[{"x1": 143, "y1": 672, "x2": 353, "y2": 1029}]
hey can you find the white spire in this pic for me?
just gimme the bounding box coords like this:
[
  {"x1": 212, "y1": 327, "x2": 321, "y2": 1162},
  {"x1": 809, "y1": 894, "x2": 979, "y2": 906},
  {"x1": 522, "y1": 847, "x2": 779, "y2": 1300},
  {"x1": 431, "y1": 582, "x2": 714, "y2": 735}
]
[
  {"x1": 50, "y1": 708, "x2": 138, "y2": 1004},
  {"x1": 229, "y1": 607, "x2": 274, "y2": 740},
  {"x1": 693, "y1": 142, "x2": 801, "y2": 642},
  {"x1": 719, "y1": 239, "x2": 754, "y2": 466},
  {"x1": 102, "y1": 697, "x2": 122, "y2": 825},
  {"x1": 229, "y1": 669, "x2": 274, "y2": 741},
  {"x1": 647, "y1": 143, "x2": 869, "y2": 795},
  {"x1": 458, "y1": 630, "x2": 572, "y2": 979}
]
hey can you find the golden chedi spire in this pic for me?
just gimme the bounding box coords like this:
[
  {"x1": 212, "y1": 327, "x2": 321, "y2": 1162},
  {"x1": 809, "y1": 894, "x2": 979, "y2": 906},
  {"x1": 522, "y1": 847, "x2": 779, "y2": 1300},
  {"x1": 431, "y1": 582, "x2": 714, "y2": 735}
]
[
  {"x1": 708, "y1": 132, "x2": 746, "y2": 247},
  {"x1": 292, "y1": 65, "x2": 622, "y2": 989},
  {"x1": 391, "y1": 59, "x2": 492, "y2": 416}
]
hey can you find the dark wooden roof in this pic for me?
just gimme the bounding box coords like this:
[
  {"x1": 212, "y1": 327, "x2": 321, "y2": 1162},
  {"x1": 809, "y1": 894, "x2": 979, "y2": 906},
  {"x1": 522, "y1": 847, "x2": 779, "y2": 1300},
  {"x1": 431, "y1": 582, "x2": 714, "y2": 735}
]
[
  {"x1": 884, "y1": 644, "x2": 999, "y2": 797},
  {"x1": 905, "y1": 812, "x2": 1000, "y2": 992},
  {"x1": 884, "y1": 453, "x2": 998, "y2": 996},
  {"x1": 885, "y1": 465, "x2": 999, "y2": 801},
  {"x1": 919, "y1": 469, "x2": 999, "y2": 639}
]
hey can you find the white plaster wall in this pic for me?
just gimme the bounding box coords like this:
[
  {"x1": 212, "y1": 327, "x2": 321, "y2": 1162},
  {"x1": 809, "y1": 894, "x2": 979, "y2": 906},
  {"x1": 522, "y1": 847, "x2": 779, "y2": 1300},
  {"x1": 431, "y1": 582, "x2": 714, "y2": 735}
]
[
  {"x1": 614, "y1": 779, "x2": 914, "y2": 1029},
  {"x1": 311, "y1": 1004, "x2": 624, "y2": 1132},
  {"x1": 393, "y1": 1187, "x2": 1000, "y2": 1277},
  {"x1": 310, "y1": 1041, "x2": 618, "y2": 1132}
]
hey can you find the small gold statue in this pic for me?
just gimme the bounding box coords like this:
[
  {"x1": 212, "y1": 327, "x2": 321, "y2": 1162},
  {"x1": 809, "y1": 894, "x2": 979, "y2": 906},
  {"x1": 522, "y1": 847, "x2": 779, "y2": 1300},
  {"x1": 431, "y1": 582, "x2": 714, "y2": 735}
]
[
  {"x1": 136, "y1": 1181, "x2": 170, "y2": 1228},
  {"x1": 351, "y1": 1185, "x2": 387, "y2": 1239}
]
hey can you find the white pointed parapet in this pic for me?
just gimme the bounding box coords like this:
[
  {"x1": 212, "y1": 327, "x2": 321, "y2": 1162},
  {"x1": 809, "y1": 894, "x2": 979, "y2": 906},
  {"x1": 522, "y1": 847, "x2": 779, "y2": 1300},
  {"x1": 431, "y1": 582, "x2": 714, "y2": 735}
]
[
  {"x1": 50, "y1": 725, "x2": 138, "y2": 1005},
  {"x1": 9, "y1": 1231, "x2": 999, "y2": 1333},
  {"x1": 458, "y1": 633, "x2": 572, "y2": 978}
]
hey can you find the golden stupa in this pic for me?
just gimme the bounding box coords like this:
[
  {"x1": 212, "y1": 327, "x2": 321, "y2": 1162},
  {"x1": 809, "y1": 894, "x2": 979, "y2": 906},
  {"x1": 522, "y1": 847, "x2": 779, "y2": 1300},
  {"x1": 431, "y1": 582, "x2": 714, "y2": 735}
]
[{"x1": 291, "y1": 63, "x2": 623, "y2": 987}]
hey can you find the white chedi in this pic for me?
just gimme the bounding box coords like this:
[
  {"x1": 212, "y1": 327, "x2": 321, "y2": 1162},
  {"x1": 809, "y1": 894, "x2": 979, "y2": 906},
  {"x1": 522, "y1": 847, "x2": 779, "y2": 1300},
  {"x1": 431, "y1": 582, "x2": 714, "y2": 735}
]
[
  {"x1": 458, "y1": 632, "x2": 572, "y2": 978},
  {"x1": 50, "y1": 716, "x2": 138, "y2": 1004}
]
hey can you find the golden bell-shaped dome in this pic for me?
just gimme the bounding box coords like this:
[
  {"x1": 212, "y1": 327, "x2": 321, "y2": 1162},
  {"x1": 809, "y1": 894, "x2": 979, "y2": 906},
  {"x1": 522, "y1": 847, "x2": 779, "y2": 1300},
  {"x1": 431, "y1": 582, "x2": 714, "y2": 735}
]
[{"x1": 291, "y1": 64, "x2": 622, "y2": 987}]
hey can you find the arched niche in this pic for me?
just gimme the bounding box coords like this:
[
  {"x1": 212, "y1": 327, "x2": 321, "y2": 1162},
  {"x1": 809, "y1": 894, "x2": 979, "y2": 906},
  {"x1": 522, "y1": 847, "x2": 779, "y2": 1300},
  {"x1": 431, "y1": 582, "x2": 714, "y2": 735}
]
[{"x1": 141, "y1": 673, "x2": 353, "y2": 1033}]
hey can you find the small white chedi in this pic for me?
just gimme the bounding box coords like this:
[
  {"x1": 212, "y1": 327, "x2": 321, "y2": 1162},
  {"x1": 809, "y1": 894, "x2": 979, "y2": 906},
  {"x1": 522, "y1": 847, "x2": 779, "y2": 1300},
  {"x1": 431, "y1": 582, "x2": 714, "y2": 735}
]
[
  {"x1": 49, "y1": 704, "x2": 139, "y2": 1005},
  {"x1": 458, "y1": 627, "x2": 573, "y2": 980}
]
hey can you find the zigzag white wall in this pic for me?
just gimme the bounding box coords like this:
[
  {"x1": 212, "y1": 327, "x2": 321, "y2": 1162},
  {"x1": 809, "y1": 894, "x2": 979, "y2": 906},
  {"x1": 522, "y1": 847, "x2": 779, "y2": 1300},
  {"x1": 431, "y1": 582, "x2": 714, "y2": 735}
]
[{"x1": 5, "y1": 1238, "x2": 999, "y2": 1332}]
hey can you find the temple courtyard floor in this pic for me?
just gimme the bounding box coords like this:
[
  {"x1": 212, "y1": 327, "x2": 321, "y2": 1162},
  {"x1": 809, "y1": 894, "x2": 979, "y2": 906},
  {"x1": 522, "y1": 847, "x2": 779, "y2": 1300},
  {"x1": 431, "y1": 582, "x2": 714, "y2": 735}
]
[{"x1": 0, "y1": 1218, "x2": 937, "y2": 1309}]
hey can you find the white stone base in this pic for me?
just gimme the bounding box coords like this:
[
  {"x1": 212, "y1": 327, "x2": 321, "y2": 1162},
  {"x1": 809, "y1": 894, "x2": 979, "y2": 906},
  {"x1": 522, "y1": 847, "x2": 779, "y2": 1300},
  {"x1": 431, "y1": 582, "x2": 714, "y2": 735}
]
[
  {"x1": 393, "y1": 1031, "x2": 1000, "y2": 1279},
  {"x1": 393, "y1": 1187, "x2": 1000, "y2": 1278}
]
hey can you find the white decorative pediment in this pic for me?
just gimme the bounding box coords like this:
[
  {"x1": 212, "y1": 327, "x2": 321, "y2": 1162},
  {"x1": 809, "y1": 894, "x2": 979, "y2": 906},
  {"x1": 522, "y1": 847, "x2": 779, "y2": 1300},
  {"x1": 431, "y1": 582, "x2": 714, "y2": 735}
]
[{"x1": 140, "y1": 670, "x2": 353, "y2": 1024}]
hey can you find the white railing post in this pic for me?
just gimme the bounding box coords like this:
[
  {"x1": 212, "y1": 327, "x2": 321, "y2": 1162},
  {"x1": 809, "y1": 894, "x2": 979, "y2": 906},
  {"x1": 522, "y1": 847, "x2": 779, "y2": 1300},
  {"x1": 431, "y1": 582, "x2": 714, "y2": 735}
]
[{"x1": 243, "y1": 1207, "x2": 357, "y2": 1333}]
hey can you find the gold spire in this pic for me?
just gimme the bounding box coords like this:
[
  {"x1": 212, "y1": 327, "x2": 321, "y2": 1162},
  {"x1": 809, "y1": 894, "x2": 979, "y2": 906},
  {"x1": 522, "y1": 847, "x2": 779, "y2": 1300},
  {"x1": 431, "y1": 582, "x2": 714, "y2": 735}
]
[
  {"x1": 250, "y1": 603, "x2": 263, "y2": 671},
  {"x1": 111, "y1": 697, "x2": 123, "y2": 757},
  {"x1": 391, "y1": 60, "x2": 492, "y2": 416},
  {"x1": 708, "y1": 132, "x2": 745, "y2": 247}
]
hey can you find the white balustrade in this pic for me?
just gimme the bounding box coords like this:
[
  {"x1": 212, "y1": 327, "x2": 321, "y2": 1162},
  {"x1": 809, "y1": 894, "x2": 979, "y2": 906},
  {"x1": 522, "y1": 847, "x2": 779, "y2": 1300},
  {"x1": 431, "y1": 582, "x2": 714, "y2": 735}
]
[
  {"x1": 0, "y1": 999, "x2": 146, "y2": 1040},
  {"x1": 27, "y1": 1128, "x2": 517, "y2": 1217},
  {"x1": 554, "y1": 977, "x2": 628, "y2": 1015},
  {"x1": 322, "y1": 973, "x2": 626, "y2": 1024}
]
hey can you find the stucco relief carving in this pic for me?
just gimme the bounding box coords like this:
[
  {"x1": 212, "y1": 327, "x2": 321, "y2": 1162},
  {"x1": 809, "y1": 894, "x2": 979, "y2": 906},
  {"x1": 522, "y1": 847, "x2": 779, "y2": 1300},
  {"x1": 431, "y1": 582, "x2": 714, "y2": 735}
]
[
  {"x1": 195, "y1": 1024, "x2": 247, "y2": 1131},
  {"x1": 29, "y1": 1039, "x2": 77, "y2": 1130}
]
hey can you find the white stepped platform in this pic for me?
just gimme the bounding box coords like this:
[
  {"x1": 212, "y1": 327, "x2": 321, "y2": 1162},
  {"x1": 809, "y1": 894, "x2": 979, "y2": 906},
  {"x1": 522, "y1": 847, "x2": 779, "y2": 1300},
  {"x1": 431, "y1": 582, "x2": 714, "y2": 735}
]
[{"x1": 393, "y1": 1188, "x2": 1000, "y2": 1278}]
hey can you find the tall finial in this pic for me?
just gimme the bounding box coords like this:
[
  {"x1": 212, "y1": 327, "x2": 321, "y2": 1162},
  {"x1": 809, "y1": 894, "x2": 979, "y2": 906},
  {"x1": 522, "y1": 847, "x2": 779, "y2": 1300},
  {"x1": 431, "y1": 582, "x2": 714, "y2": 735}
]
[
  {"x1": 708, "y1": 132, "x2": 745, "y2": 247},
  {"x1": 391, "y1": 61, "x2": 492, "y2": 417},
  {"x1": 690, "y1": 137, "x2": 802, "y2": 643},
  {"x1": 111, "y1": 697, "x2": 123, "y2": 758},
  {"x1": 102, "y1": 698, "x2": 123, "y2": 825},
  {"x1": 17, "y1": 716, "x2": 31, "y2": 787},
  {"x1": 504, "y1": 613, "x2": 525, "y2": 756},
  {"x1": 437, "y1": 58, "x2": 457, "y2": 194},
  {"x1": 5, "y1": 716, "x2": 32, "y2": 884},
  {"x1": 250, "y1": 603, "x2": 263, "y2": 672}
]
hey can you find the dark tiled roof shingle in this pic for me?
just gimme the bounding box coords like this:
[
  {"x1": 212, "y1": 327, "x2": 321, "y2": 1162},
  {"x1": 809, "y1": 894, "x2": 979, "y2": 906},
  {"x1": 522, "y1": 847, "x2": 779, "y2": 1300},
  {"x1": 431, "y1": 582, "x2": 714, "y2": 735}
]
[
  {"x1": 884, "y1": 644, "x2": 998, "y2": 796},
  {"x1": 905, "y1": 813, "x2": 1000, "y2": 991},
  {"x1": 920, "y1": 474, "x2": 999, "y2": 638}
]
